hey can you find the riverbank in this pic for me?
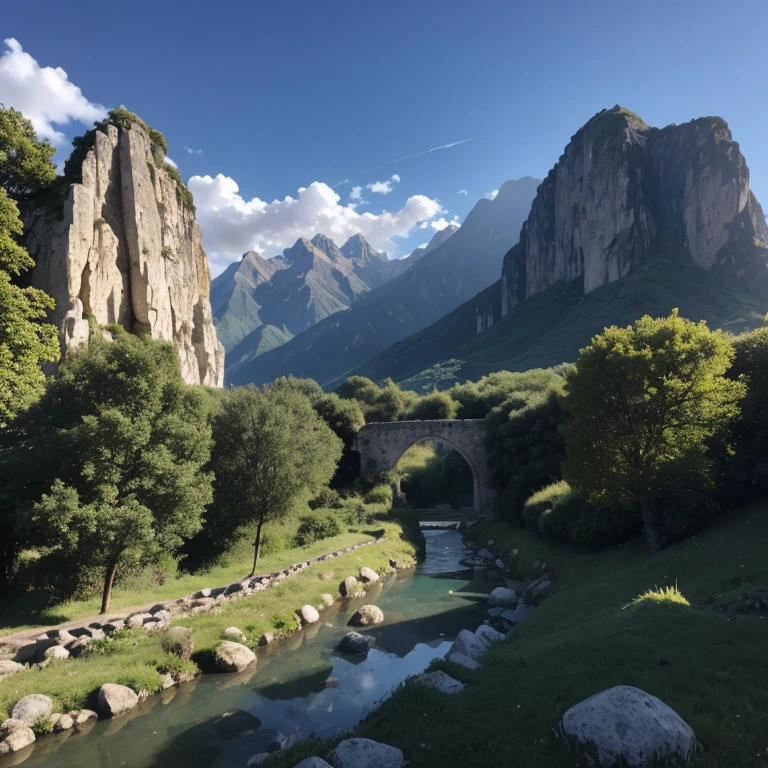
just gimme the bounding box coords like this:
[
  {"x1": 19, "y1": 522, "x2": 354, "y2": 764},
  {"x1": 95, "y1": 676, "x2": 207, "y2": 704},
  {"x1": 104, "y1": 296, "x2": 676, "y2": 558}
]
[
  {"x1": 0, "y1": 516, "x2": 422, "y2": 723},
  {"x1": 265, "y1": 500, "x2": 768, "y2": 768}
]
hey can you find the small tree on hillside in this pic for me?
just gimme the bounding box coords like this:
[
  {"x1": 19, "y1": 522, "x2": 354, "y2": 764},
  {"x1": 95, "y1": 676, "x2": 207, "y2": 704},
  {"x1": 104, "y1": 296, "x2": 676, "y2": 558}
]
[
  {"x1": 210, "y1": 387, "x2": 342, "y2": 576},
  {"x1": 20, "y1": 334, "x2": 213, "y2": 612},
  {"x1": 561, "y1": 310, "x2": 744, "y2": 553},
  {"x1": 0, "y1": 106, "x2": 56, "y2": 198}
]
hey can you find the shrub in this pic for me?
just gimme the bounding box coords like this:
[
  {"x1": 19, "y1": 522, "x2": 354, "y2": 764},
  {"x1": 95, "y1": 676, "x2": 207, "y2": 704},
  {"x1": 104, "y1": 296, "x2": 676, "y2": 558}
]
[
  {"x1": 160, "y1": 626, "x2": 194, "y2": 660},
  {"x1": 363, "y1": 484, "x2": 393, "y2": 506},
  {"x1": 630, "y1": 584, "x2": 690, "y2": 607},
  {"x1": 339, "y1": 500, "x2": 372, "y2": 527},
  {"x1": 32, "y1": 716, "x2": 54, "y2": 735},
  {"x1": 156, "y1": 652, "x2": 198, "y2": 679},
  {"x1": 117, "y1": 668, "x2": 165, "y2": 696},
  {"x1": 522, "y1": 481, "x2": 571, "y2": 537},
  {"x1": 295, "y1": 510, "x2": 343, "y2": 547},
  {"x1": 404, "y1": 390, "x2": 459, "y2": 420},
  {"x1": 309, "y1": 487, "x2": 343, "y2": 510},
  {"x1": 270, "y1": 611, "x2": 299, "y2": 634}
]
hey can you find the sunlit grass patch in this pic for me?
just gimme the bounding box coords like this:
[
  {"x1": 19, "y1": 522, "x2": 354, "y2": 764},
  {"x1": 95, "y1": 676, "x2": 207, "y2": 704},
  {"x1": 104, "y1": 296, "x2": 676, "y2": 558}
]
[{"x1": 629, "y1": 584, "x2": 690, "y2": 608}]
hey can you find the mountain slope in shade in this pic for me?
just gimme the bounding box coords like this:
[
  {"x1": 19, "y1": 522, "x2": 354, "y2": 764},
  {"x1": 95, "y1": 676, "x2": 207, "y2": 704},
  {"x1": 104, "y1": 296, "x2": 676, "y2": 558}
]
[
  {"x1": 213, "y1": 233, "x2": 402, "y2": 355},
  {"x1": 226, "y1": 178, "x2": 540, "y2": 387}
]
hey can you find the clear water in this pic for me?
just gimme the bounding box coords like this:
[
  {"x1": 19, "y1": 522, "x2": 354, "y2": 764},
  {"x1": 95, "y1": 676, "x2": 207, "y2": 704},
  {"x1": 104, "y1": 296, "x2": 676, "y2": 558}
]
[{"x1": 15, "y1": 530, "x2": 487, "y2": 768}]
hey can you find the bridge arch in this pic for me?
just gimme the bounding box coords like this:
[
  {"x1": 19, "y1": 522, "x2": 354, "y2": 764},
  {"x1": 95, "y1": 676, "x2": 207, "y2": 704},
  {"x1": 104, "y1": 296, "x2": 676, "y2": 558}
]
[{"x1": 356, "y1": 420, "x2": 496, "y2": 516}]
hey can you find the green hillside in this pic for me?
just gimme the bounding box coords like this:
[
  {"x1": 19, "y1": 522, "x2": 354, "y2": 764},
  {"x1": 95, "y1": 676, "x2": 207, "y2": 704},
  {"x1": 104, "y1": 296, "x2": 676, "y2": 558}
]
[{"x1": 354, "y1": 255, "x2": 767, "y2": 391}]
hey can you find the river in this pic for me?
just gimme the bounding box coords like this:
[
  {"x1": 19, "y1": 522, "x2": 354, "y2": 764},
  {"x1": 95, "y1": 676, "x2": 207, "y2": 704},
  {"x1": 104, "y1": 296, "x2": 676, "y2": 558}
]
[{"x1": 14, "y1": 529, "x2": 488, "y2": 768}]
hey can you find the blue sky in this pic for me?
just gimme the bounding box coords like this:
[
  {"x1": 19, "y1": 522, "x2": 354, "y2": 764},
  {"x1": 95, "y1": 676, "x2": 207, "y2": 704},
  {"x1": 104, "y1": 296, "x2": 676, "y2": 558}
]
[{"x1": 2, "y1": 0, "x2": 767, "y2": 274}]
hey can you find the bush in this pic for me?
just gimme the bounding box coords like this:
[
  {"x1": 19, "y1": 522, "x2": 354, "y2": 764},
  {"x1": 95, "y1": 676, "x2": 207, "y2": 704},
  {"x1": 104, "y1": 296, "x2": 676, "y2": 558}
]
[
  {"x1": 309, "y1": 487, "x2": 343, "y2": 510},
  {"x1": 338, "y1": 500, "x2": 372, "y2": 527},
  {"x1": 404, "y1": 390, "x2": 459, "y2": 420},
  {"x1": 363, "y1": 484, "x2": 393, "y2": 506},
  {"x1": 156, "y1": 652, "x2": 198, "y2": 679},
  {"x1": 295, "y1": 510, "x2": 344, "y2": 547},
  {"x1": 32, "y1": 716, "x2": 54, "y2": 735},
  {"x1": 652, "y1": 484, "x2": 720, "y2": 546},
  {"x1": 117, "y1": 668, "x2": 165, "y2": 696},
  {"x1": 160, "y1": 626, "x2": 194, "y2": 660}
]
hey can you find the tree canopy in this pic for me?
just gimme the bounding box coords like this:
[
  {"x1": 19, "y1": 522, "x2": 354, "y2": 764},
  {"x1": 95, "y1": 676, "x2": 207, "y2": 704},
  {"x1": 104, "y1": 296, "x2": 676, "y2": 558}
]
[
  {"x1": 561, "y1": 310, "x2": 744, "y2": 552},
  {"x1": 0, "y1": 106, "x2": 56, "y2": 198}
]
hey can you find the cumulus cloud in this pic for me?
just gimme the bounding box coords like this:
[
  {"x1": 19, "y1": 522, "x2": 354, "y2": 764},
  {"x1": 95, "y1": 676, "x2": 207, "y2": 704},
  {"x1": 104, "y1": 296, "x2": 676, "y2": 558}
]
[
  {"x1": 183, "y1": 145, "x2": 202, "y2": 155},
  {"x1": 0, "y1": 38, "x2": 106, "y2": 145},
  {"x1": 188, "y1": 175, "x2": 444, "y2": 274},
  {"x1": 457, "y1": 189, "x2": 468, "y2": 195},
  {"x1": 165, "y1": 157, "x2": 178, "y2": 169},
  {"x1": 485, "y1": 189, "x2": 499, "y2": 200},
  {"x1": 366, "y1": 173, "x2": 401, "y2": 195},
  {"x1": 349, "y1": 186, "x2": 364, "y2": 201},
  {"x1": 430, "y1": 215, "x2": 460, "y2": 231}
]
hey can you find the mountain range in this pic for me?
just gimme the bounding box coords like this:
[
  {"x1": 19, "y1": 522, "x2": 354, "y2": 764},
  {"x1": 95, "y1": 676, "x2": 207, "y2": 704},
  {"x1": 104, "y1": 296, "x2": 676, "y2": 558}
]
[{"x1": 226, "y1": 177, "x2": 541, "y2": 387}]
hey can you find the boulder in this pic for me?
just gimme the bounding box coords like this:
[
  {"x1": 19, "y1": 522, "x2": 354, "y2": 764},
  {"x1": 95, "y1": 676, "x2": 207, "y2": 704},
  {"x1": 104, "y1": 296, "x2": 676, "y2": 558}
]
[
  {"x1": 501, "y1": 603, "x2": 535, "y2": 624},
  {"x1": 74, "y1": 709, "x2": 98, "y2": 727},
  {"x1": 293, "y1": 759, "x2": 332, "y2": 768},
  {"x1": 487, "y1": 606, "x2": 505, "y2": 618},
  {"x1": 446, "y1": 651, "x2": 480, "y2": 670},
  {"x1": 103, "y1": 619, "x2": 125, "y2": 633},
  {"x1": 223, "y1": 626, "x2": 246, "y2": 640},
  {"x1": 126, "y1": 613, "x2": 153, "y2": 629},
  {"x1": 191, "y1": 597, "x2": 216, "y2": 609},
  {"x1": 299, "y1": 605, "x2": 320, "y2": 624},
  {"x1": 11, "y1": 693, "x2": 53, "y2": 725},
  {"x1": 359, "y1": 567, "x2": 380, "y2": 584},
  {"x1": 348, "y1": 604, "x2": 384, "y2": 627},
  {"x1": 339, "y1": 576, "x2": 360, "y2": 597},
  {"x1": 97, "y1": 683, "x2": 139, "y2": 717},
  {"x1": 476, "y1": 548, "x2": 494, "y2": 561},
  {"x1": 475, "y1": 625, "x2": 505, "y2": 647},
  {"x1": 413, "y1": 671, "x2": 465, "y2": 694},
  {"x1": 488, "y1": 586, "x2": 518, "y2": 607},
  {"x1": 446, "y1": 629, "x2": 487, "y2": 661},
  {"x1": 44, "y1": 644, "x2": 70, "y2": 660},
  {"x1": 560, "y1": 685, "x2": 697, "y2": 767},
  {"x1": 0, "y1": 719, "x2": 25, "y2": 735},
  {"x1": 246, "y1": 753, "x2": 270, "y2": 766},
  {"x1": 330, "y1": 738, "x2": 404, "y2": 768},
  {"x1": 337, "y1": 632, "x2": 372, "y2": 655},
  {"x1": 214, "y1": 641, "x2": 257, "y2": 673},
  {"x1": 0, "y1": 660, "x2": 25, "y2": 679},
  {"x1": 53, "y1": 713, "x2": 74, "y2": 731},
  {"x1": 320, "y1": 593, "x2": 335, "y2": 607},
  {"x1": 524, "y1": 575, "x2": 553, "y2": 603},
  {"x1": 0, "y1": 726, "x2": 35, "y2": 755}
]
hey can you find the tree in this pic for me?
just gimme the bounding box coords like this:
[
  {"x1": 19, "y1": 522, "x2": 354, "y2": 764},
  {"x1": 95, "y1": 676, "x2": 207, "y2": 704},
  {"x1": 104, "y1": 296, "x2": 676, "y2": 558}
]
[
  {"x1": 0, "y1": 106, "x2": 56, "y2": 198},
  {"x1": 0, "y1": 186, "x2": 58, "y2": 426},
  {"x1": 561, "y1": 310, "x2": 744, "y2": 553},
  {"x1": 404, "y1": 389, "x2": 458, "y2": 420},
  {"x1": 313, "y1": 392, "x2": 365, "y2": 487},
  {"x1": 264, "y1": 375, "x2": 324, "y2": 404},
  {"x1": 209, "y1": 386, "x2": 342, "y2": 576},
  {"x1": 16, "y1": 333, "x2": 212, "y2": 612}
]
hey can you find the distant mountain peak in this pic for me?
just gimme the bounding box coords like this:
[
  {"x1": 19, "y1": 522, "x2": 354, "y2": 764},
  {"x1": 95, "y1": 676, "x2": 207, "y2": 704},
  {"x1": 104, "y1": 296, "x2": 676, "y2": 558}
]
[
  {"x1": 341, "y1": 233, "x2": 388, "y2": 264},
  {"x1": 310, "y1": 233, "x2": 344, "y2": 261}
]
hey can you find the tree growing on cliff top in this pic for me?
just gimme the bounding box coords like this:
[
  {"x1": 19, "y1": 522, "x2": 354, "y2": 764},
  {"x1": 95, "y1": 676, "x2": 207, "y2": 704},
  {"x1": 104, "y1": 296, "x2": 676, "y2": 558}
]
[
  {"x1": 21, "y1": 334, "x2": 212, "y2": 612},
  {"x1": 209, "y1": 386, "x2": 342, "y2": 576},
  {"x1": 0, "y1": 106, "x2": 56, "y2": 198},
  {"x1": 561, "y1": 310, "x2": 744, "y2": 553}
]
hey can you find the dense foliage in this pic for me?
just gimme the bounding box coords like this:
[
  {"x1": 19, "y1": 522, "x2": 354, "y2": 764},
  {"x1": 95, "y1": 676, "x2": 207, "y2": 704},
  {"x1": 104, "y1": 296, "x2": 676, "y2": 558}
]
[
  {"x1": 562, "y1": 311, "x2": 744, "y2": 552},
  {"x1": 0, "y1": 106, "x2": 56, "y2": 198},
  {"x1": 5, "y1": 334, "x2": 213, "y2": 612},
  {"x1": 399, "y1": 442, "x2": 473, "y2": 508}
]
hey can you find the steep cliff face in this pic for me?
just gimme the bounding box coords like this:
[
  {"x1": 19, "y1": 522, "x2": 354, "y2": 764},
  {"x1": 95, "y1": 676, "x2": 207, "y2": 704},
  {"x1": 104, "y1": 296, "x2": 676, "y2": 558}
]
[
  {"x1": 502, "y1": 107, "x2": 768, "y2": 315},
  {"x1": 24, "y1": 121, "x2": 224, "y2": 386}
]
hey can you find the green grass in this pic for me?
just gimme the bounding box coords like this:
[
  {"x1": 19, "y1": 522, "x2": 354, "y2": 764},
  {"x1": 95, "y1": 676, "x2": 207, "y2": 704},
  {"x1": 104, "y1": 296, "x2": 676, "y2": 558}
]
[
  {"x1": 0, "y1": 517, "x2": 421, "y2": 716},
  {"x1": 264, "y1": 501, "x2": 768, "y2": 768},
  {"x1": 0, "y1": 531, "x2": 374, "y2": 636}
]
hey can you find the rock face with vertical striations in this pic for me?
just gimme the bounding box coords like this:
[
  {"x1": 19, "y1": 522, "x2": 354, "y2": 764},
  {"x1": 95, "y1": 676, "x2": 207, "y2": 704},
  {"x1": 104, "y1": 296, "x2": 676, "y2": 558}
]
[
  {"x1": 24, "y1": 117, "x2": 224, "y2": 386},
  {"x1": 502, "y1": 106, "x2": 768, "y2": 315}
]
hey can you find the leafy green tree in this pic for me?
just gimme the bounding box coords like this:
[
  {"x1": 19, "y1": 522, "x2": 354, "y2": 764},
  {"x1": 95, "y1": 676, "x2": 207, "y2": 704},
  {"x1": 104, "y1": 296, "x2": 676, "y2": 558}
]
[
  {"x1": 0, "y1": 186, "x2": 58, "y2": 426},
  {"x1": 404, "y1": 389, "x2": 458, "y2": 420},
  {"x1": 561, "y1": 310, "x2": 744, "y2": 553},
  {"x1": 264, "y1": 375, "x2": 324, "y2": 404},
  {"x1": 0, "y1": 106, "x2": 56, "y2": 198},
  {"x1": 13, "y1": 334, "x2": 212, "y2": 612},
  {"x1": 209, "y1": 386, "x2": 342, "y2": 576},
  {"x1": 313, "y1": 392, "x2": 365, "y2": 487},
  {"x1": 337, "y1": 375, "x2": 408, "y2": 422}
]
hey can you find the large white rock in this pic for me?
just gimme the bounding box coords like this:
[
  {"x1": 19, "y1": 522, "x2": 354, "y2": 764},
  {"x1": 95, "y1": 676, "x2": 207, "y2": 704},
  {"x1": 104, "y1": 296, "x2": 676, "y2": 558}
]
[
  {"x1": 293, "y1": 759, "x2": 332, "y2": 768},
  {"x1": 300, "y1": 605, "x2": 320, "y2": 624},
  {"x1": 413, "y1": 671, "x2": 465, "y2": 694},
  {"x1": 359, "y1": 566, "x2": 380, "y2": 583},
  {"x1": 330, "y1": 737, "x2": 404, "y2": 768},
  {"x1": 214, "y1": 641, "x2": 257, "y2": 672},
  {"x1": 11, "y1": 694, "x2": 53, "y2": 726},
  {"x1": 560, "y1": 685, "x2": 697, "y2": 767},
  {"x1": 339, "y1": 576, "x2": 360, "y2": 597},
  {"x1": 501, "y1": 603, "x2": 535, "y2": 624},
  {"x1": 348, "y1": 604, "x2": 384, "y2": 626},
  {"x1": 97, "y1": 684, "x2": 139, "y2": 717},
  {"x1": 475, "y1": 625, "x2": 505, "y2": 647},
  {"x1": 488, "y1": 587, "x2": 517, "y2": 607},
  {"x1": 223, "y1": 626, "x2": 245, "y2": 640},
  {"x1": 446, "y1": 629, "x2": 487, "y2": 661},
  {"x1": 44, "y1": 644, "x2": 70, "y2": 660},
  {"x1": 0, "y1": 660, "x2": 26, "y2": 679},
  {"x1": 446, "y1": 651, "x2": 481, "y2": 670}
]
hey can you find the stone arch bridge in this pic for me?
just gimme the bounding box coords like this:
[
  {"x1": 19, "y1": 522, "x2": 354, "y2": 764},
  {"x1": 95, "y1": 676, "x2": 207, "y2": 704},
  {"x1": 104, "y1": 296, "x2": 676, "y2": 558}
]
[{"x1": 356, "y1": 420, "x2": 496, "y2": 516}]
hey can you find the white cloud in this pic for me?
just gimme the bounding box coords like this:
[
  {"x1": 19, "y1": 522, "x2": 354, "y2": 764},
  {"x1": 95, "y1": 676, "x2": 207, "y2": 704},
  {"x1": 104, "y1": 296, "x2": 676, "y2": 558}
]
[
  {"x1": 189, "y1": 175, "x2": 444, "y2": 274},
  {"x1": 0, "y1": 38, "x2": 106, "y2": 145},
  {"x1": 349, "y1": 186, "x2": 364, "y2": 201},
  {"x1": 485, "y1": 189, "x2": 499, "y2": 200},
  {"x1": 165, "y1": 157, "x2": 178, "y2": 169},
  {"x1": 366, "y1": 173, "x2": 401, "y2": 195},
  {"x1": 183, "y1": 145, "x2": 202, "y2": 155},
  {"x1": 430, "y1": 215, "x2": 461, "y2": 231},
  {"x1": 457, "y1": 189, "x2": 468, "y2": 195}
]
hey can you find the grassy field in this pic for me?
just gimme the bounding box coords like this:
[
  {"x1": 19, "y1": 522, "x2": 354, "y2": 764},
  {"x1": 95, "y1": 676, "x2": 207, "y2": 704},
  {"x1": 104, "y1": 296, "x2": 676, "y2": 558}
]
[
  {"x1": 0, "y1": 531, "x2": 375, "y2": 637},
  {"x1": 0, "y1": 516, "x2": 422, "y2": 717},
  {"x1": 266, "y1": 501, "x2": 768, "y2": 768}
]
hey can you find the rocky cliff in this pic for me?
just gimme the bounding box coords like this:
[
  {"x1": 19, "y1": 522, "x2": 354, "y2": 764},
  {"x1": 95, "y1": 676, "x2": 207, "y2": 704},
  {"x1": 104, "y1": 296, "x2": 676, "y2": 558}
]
[
  {"x1": 501, "y1": 107, "x2": 768, "y2": 315},
  {"x1": 24, "y1": 119, "x2": 224, "y2": 386}
]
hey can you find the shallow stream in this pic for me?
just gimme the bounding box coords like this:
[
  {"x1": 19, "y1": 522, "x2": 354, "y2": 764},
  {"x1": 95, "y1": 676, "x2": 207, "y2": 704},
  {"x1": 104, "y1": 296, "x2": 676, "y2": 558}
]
[{"x1": 13, "y1": 529, "x2": 488, "y2": 768}]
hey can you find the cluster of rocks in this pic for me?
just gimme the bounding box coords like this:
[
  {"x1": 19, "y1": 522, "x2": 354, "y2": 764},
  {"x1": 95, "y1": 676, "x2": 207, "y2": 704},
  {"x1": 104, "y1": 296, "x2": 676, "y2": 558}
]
[
  {"x1": 249, "y1": 737, "x2": 405, "y2": 768},
  {"x1": 723, "y1": 587, "x2": 768, "y2": 615}
]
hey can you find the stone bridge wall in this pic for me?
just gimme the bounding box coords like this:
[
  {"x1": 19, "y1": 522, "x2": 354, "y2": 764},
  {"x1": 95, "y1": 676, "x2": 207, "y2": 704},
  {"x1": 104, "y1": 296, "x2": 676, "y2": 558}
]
[{"x1": 356, "y1": 420, "x2": 496, "y2": 516}]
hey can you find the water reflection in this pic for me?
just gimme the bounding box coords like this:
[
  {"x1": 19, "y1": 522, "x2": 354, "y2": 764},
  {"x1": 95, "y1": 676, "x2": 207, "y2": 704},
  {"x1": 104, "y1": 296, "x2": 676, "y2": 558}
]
[{"x1": 12, "y1": 530, "x2": 485, "y2": 768}]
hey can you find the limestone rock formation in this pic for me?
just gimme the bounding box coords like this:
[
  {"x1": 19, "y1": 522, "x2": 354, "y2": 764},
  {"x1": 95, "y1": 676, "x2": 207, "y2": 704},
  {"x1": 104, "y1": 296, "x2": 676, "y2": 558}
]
[
  {"x1": 502, "y1": 107, "x2": 768, "y2": 315},
  {"x1": 24, "y1": 119, "x2": 224, "y2": 386}
]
